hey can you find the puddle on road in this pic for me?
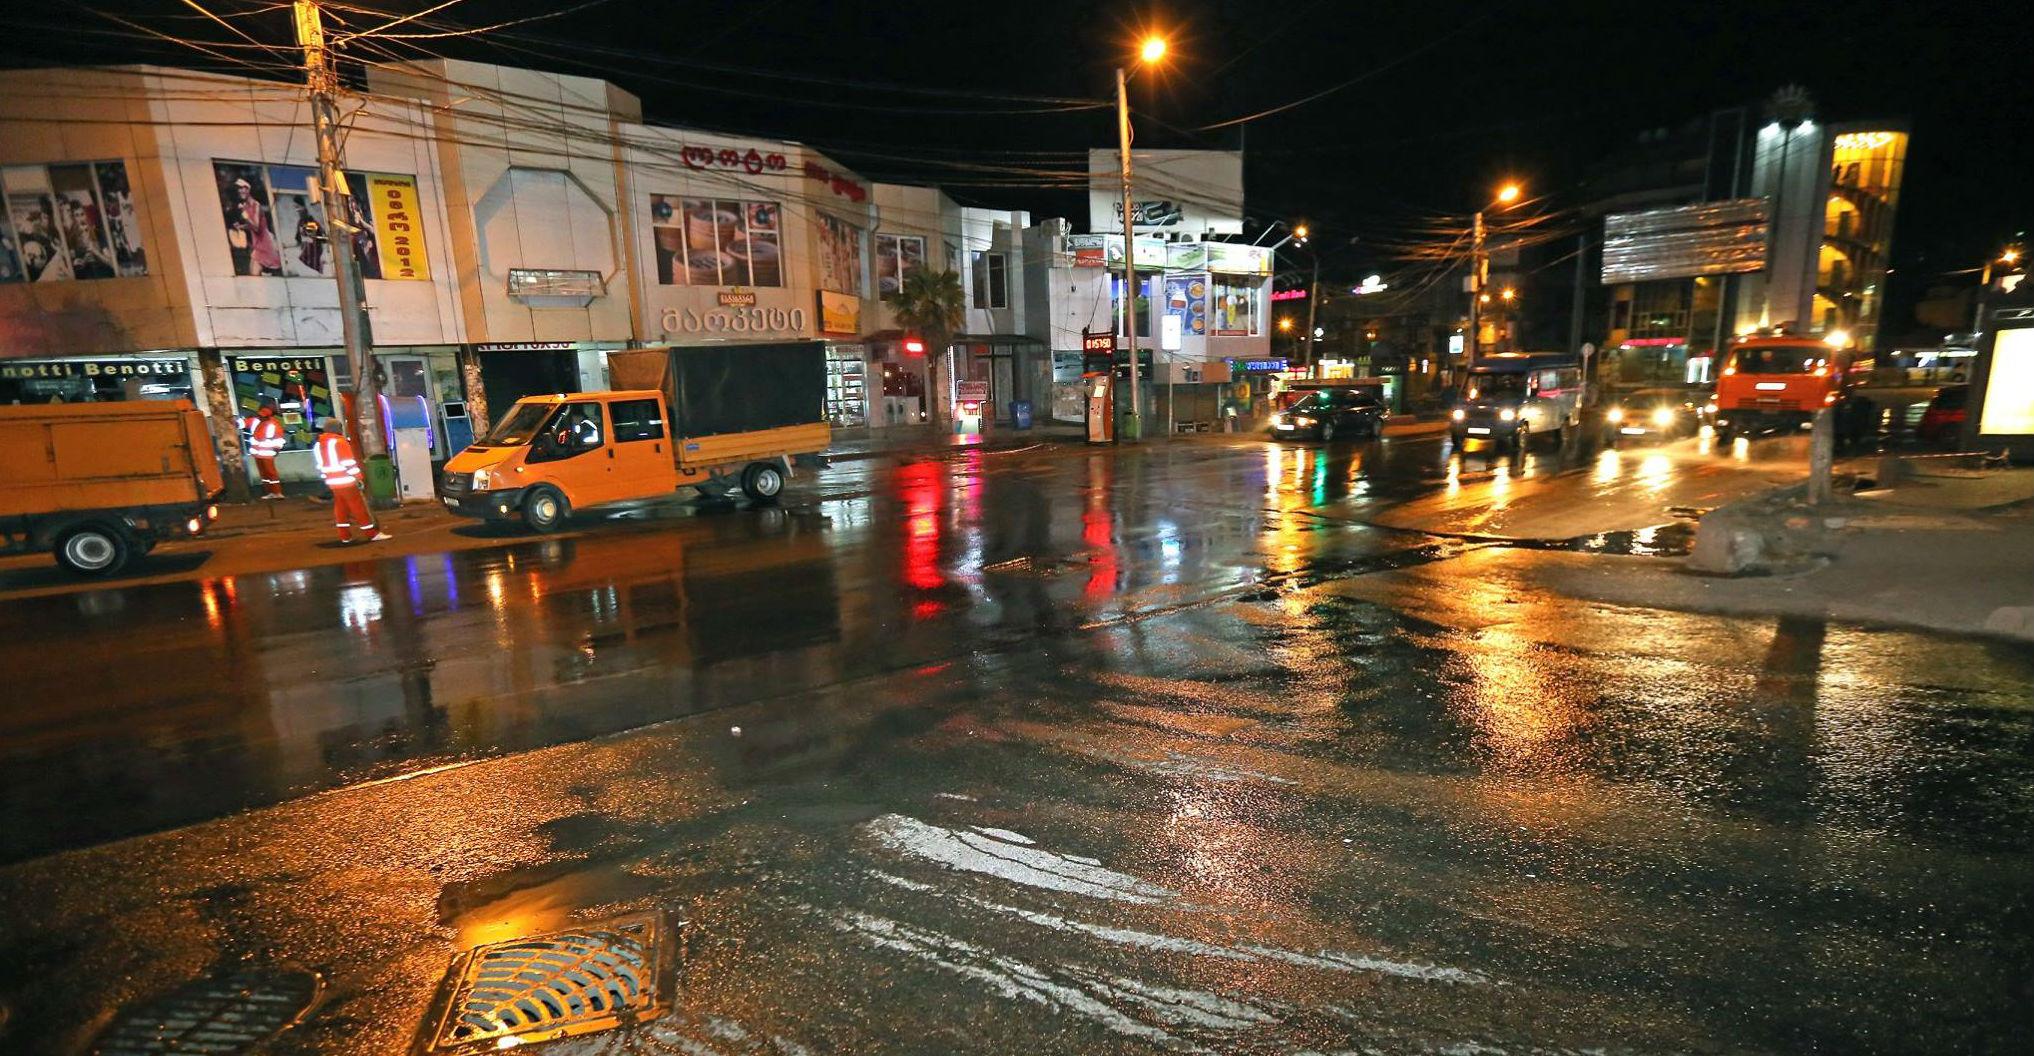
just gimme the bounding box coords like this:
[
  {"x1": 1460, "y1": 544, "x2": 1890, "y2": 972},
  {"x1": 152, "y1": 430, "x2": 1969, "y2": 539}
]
[
  {"x1": 1520, "y1": 521, "x2": 1696, "y2": 558},
  {"x1": 438, "y1": 858, "x2": 664, "y2": 949}
]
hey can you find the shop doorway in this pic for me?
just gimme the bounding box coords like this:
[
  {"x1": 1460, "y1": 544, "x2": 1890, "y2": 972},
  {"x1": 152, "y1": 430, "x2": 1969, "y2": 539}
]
[{"x1": 480, "y1": 349, "x2": 580, "y2": 416}]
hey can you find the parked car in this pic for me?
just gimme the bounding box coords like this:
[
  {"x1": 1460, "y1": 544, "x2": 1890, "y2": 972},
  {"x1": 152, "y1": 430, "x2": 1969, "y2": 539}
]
[
  {"x1": 1602, "y1": 387, "x2": 1704, "y2": 444},
  {"x1": 1915, "y1": 384, "x2": 1968, "y2": 443},
  {"x1": 1269, "y1": 387, "x2": 1389, "y2": 441}
]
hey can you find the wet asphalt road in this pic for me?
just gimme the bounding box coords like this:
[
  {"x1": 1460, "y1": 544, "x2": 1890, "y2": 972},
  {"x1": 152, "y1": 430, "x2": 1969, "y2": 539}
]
[{"x1": 1, "y1": 430, "x2": 2030, "y2": 1054}]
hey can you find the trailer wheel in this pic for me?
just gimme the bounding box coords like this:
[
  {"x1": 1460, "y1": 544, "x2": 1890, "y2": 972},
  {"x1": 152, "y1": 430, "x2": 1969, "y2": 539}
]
[
  {"x1": 522, "y1": 486, "x2": 571, "y2": 533},
  {"x1": 741, "y1": 461, "x2": 785, "y2": 503},
  {"x1": 54, "y1": 523, "x2": 131, "y2": 576}
]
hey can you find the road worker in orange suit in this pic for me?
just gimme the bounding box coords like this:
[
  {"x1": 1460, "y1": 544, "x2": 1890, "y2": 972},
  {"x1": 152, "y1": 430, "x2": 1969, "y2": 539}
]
[
  {"x1": 313, "y1": 418, "x2": 390, "y2": 544},
  {"x1": 241, "y1": 401, "x2": 288, "y2": 499}
]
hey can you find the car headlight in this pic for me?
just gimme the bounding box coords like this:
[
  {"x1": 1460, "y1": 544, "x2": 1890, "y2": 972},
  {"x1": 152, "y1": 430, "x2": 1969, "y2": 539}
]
[
  {"x1": 1294, "y1": 416, "x2": 1316, "y2": 426},
  {"x1": 470, "y1": 468, "x2": 493, "y2": 491},
  {"x1": 1450, "y1": 408, "x2": 1466, "y2": 421},
  {"x1": 1499, "y1": 408, "x2": 1516, "y2": 422},
  {"x1": 1605, "y1": 407, "x2": 1624, "y2": 423},
  {"x1": 1705, "y1": 401, "x2": 1718, "y2": 414},
  {"x1": 1652, "y1": 407, "x2": 1676, "y2": 427}
]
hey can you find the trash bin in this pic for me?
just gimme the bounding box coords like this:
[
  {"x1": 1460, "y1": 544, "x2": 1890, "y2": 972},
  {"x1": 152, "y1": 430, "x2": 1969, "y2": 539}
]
[{"x1": 1010, "y1": 400, "x2": 1033, "y2": 430}]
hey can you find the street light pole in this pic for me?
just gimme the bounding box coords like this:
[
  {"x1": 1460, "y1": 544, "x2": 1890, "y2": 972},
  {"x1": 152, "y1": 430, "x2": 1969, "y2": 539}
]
[
  {"x1": 1303, "y1": 256, "x2": 1321, "y2": 371},
  {"x1": 1116, "y1": 65, "x2": 1141, "y2": 441}
]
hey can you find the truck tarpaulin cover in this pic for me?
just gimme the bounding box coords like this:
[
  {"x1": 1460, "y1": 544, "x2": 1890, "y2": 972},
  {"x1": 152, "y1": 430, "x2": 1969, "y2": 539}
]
[{"x1": 608, "y1": 343, "x2": 826, "y2": 438}]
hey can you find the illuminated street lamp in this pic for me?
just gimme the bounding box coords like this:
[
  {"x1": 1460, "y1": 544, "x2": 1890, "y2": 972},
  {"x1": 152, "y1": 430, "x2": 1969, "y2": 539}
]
[
  {"x1": 1116, "y1": 32, "x2": 1169, "y2": 441},
  {"x1": 1500, "y1": 287, "x2": 1517, "y2": 302},
  {"x1": 1277, "y1": 317, "x2": 1295, "y2": 332},
  {"x1": 1468, "y1": 181, "x2": 1524, "y2": 369}
]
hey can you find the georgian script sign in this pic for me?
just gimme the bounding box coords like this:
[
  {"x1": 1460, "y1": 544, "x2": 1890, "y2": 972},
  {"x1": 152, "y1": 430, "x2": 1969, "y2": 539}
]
[{"x1": 681, "y1": 145, "x2": 790, "y2": 175}]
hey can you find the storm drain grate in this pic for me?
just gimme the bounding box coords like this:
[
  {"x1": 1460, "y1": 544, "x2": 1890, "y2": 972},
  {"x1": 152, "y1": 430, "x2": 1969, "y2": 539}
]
[
  {"x1": 92, "y1": 967, "x2": 321, "y2": 1055},
  {"x1": 422, "y1": 911, "x2": 677, "y2": 1053}
]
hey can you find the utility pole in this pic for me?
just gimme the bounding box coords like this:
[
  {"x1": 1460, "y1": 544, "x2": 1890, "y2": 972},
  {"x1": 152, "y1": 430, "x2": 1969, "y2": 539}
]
[
  {"x1": 294, "y1": 1, "x2": 388, "y2": 480},
  {"x1": 1115, "y1": 66, "x2": 1142, "y2": 441},
  {"x1": 1467, "y1": 208, "x2": 1487, "y2": 371}
]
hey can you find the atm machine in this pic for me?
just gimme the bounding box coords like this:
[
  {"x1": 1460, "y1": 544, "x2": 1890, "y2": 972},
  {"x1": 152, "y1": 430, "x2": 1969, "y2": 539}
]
[
  {"x1": 1085, "y1": 371, "x2": 1114, "y2": 444},
  {"x1": 378, "y1": 393, "x2": 438, "y2": 503}
]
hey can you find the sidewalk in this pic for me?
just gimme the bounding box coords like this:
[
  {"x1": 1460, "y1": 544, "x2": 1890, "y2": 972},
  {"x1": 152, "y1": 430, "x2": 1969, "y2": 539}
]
[{"x1": 1535, "y1": 464, "x2": 2034, "y2": 642}]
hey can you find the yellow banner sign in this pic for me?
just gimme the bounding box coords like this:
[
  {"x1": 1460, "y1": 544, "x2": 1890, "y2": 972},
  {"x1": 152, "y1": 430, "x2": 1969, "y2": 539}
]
[
  {"x1": 367, "y1": 173, "x2": 430, "y2": 281},
  {"x1": 818, "y1": 290, "x2": 860, "y2": 336}
]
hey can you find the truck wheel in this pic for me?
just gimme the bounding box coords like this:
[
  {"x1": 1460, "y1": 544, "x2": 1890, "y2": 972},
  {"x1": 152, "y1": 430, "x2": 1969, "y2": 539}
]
[
  {"x1": 741, "y1": 462, "x2": 785, "y2": 503},
  {"x1": 55, "y1": 524, "x2": 131, "y2": 576},
  {"x1": 522, "y1": 486, "x2": 570, "y2": 533}
]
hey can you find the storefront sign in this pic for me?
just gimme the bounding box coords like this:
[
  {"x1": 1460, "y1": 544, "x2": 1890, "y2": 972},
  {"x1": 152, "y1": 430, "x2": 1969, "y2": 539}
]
[
  {"x1": 1233, "y1": 358, "x2": 1289, "y2": 373},
  {"x1": 1205, "y1": 242, "x2": 1272, "y2": 276},
  {"x1": 1166, "y1": 242, "x2": 1207, "y2": 272},
  {"x1": 367, "y1": 173, "x2": 430, "y2": 280},
  {"x1": 1081, "y1": 330, "x2": 1117, "y2": 354},
  {"x1": 476, "y1": 342, "x2": 574, "y2": 352},
  {"x1": 1065, "y1": 233, "x2": 1166, "y2": 269},
  {"x1": 818, "y1": 290, "x2": 860, "y2": 336},
  {"x1": 804, "y1": 161, "x2": 867, "y2": 203},
  {"x1": 682, "y1": 145, "x2": 790, "y2": 175},
  {"x1": 1270, "y1": 288, "x2": 1308, "y2": 302},
  {"x1": 230, "y1": 355, "x2": 329, "y2": 374},
  {"x1": 956, "y1": 380, "x2": 990, "y2": 404},
  {"x1": 0, "y1": 358, "x2": 187, "y2": 380},
  {"x1": 660, "y1": 305, "x2": 809, "y2": 336},
  {"x1": 718, "y1": 289, "x2": 759, "y2": 306}
]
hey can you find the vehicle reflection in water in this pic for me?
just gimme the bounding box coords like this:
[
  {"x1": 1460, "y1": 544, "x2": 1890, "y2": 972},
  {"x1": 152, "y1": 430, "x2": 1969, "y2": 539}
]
[{"x1": 0, "y1": 513, "x2": 846, "y2": 864}]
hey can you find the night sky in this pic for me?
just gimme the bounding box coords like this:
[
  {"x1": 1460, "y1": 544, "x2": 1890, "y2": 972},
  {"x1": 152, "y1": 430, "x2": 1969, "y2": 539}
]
[{"x1": 11, "y1": 0, "x2": 2029, "y2": 337}]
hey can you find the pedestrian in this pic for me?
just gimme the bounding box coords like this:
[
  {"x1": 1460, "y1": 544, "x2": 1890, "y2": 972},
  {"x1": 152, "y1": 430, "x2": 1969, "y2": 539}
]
[
  {"x1": 241, "y1": 401, "x2": 288, "y2": 499},
  {"x1": 313, "y1": 418, "x2": 390, "y2": 544}
]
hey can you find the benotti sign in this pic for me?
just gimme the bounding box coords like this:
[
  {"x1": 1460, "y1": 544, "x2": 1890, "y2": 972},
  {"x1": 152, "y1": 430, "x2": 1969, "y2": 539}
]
[{"x1": 0, "y1": 359, "x2": 188, "y2": 381}]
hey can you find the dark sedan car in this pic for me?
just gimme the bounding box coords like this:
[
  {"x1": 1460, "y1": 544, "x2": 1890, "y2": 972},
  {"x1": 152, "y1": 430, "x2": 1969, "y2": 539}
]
[
  {"x1": 1269, "y1": 388, "x2": 1389, "y2": 441},
  {"x1": 1601, "y1": 387, "x2": 1704, "y2": 444}
]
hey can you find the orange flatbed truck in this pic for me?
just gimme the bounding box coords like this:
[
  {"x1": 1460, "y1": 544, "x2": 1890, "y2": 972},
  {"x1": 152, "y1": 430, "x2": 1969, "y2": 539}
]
[
  {"x1": 0, "y1": 400, "x2": 225, "y2": 575},
  {"x1": 439, "y1": 342, "x2": 832, "y2": 532}
]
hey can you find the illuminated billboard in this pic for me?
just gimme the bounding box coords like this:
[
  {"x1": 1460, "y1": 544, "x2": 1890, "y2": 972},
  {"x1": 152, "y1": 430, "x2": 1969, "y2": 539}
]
[{"x1": 1601, "y1": 198, "x2": 1769, "y2": 285}]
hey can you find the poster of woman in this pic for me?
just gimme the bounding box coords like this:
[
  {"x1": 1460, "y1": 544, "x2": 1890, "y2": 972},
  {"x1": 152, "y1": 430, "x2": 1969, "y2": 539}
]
[
  {"x1": 267, "y1": 164, "x2": 326, "y2": 277},
  {"x1": 94, "y1": 161, "x2": 148, "y2": 277},
  {"x1": 49, "y1": 164, "x2": 115, "y2": 280},
  {"x1": 214, "y1": 163, "x2": 282, "y2": 276},
  {"x1": 7, "y1": 193, "x2": 72, "y2": 283}
]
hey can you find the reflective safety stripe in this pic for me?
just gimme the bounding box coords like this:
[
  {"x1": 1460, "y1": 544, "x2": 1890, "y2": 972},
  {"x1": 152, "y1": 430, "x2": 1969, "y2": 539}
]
[{"x1": 314, "y1": 435, "x2": 364, "y2": 487}]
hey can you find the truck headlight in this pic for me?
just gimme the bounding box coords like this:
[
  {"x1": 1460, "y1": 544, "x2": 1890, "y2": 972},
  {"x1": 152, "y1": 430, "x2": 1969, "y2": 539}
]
[
  {"x1": 1499, "y1": 408, "x2": 1516, "y2": 422},
  {"x1": 470, "y1": 468, "x2": 493, "y2": 491},
  {"x1": 1450, "y1": 408, "x2": 1465, "y2": 421},
  {"x1": 1605, "y1": 407, "x2": 1624, "y2": 423}
]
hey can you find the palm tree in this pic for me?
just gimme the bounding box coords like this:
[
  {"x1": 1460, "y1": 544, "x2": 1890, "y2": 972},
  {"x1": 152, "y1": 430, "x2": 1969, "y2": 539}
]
[{"x1": 891, "y1": 267, "x2": 966, "y2": 425}]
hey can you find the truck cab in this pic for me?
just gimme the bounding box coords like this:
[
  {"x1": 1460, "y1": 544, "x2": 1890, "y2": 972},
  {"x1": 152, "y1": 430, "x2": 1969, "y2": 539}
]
[
  {"x1": 1712, "y1": 336, "x2": 1844, "y2": 442},
  {"x1": 440, "y1": 391, "x2": 681, "y2": 530},
  {"x1": 1449, "y1": 353, "x2": 1584, "y2": 450}
]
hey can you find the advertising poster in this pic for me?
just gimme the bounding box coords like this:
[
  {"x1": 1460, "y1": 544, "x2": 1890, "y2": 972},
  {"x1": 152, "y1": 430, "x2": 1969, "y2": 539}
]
[
  {"x1": 650, "y1": 196, "x2": 782, "y2": 287},
  {"x1": 1165, "y1": 275, "x2": 1207, "y2": 337},
  {"x1": 818, "y1": 289, "x2": 860, "y2": 336},
  {"x1": 213, "y1": 161, "x2": 423, "y2": 280},
  {"x1": 0, "y1": 161, "x2": 145, "y2": 283},
  {"x1": 368, "y1": 173, "x2": 431, "y2": 281},
  {"x1": 1205, "y1": 242, "x2": 1273, "y2": 276},
  {"x1": 816, "y1": 212, "x2": 864, "y2": 295}
]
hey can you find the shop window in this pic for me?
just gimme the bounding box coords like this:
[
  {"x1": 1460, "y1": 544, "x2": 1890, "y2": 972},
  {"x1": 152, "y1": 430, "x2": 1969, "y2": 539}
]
[
  {"x1": 1210, "y1": 276, "x2": 1259, "y2": 336},
  {"x1": 874, "y1": 233, "x2": 926, "y2": 297},
  {"x1": 815, "y1": 213, "x2": 864, "y2": 296},
  {"x1": 649, "y1": 196, "x2": 782, "y2": 287},
  {"x1": 971, "y1": 251, "x2": 1007, "y2": 308},
  {"x1": 610, "y1": 398, "x2": 665, "y2": 442}
]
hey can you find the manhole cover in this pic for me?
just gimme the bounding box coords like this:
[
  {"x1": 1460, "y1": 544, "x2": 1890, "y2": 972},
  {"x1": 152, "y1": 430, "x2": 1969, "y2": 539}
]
[
  {"x1": 420, "y1": 911, "x2": 677, "y2": 1053},
  {"x1": 92, "y1": 967, "x2": 321, "y2": 1055}
]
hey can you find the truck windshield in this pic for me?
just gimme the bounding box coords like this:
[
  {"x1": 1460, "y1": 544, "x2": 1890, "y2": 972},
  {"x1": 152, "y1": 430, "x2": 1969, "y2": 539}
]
[
  {"x1": 477, "y1": 402, "x2": 554, "y2": 446},
  {"x1": 1730, "y1": 347, "x2": 1828, "y2": 374},
  {"x1": 1466, "y1": 374, "x2": 1528, "y2": 400}
]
